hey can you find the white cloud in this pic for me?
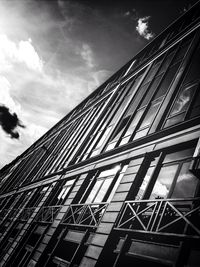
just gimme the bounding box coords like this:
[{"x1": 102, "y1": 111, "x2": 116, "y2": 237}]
[
  {"x1": 136, "y1": 16, "x2": 154, "y2": 40},
  {"x1": 0, "y1": 34, "x2": 43, "y2": 72},
  {"x1": 76, "y1": 43, "x2": 96, "y2": 68},
  {"x1": 0, "y1": 76, "x2": 21, "y2": 113}
]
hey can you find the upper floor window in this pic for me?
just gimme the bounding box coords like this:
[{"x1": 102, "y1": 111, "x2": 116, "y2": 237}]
[
  {"x1": 104, "y1": 32, "x2": 195, "y2": 151},
  {"x1": 163, "y1": 41, "x2": 200, "y2": 128}
]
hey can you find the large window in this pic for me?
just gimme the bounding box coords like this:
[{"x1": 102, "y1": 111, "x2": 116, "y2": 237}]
[
  {"x1": 44, "y1": 178, "x2": 76, "y2": 206},
  {"x1": 135, "y1": 145, "x2": 199, "y2": 200},
  {"x1": 80, "y1": 165, "x2": 127, "y2": 204}
]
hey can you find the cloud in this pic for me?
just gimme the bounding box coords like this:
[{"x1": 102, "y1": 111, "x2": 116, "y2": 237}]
[
  {"x1": 0, "y1": 76, "x2": 20, "y2": 112},
  {"x1": 0, "y1": 105, "x2": 24, "y2": 139},
  {"x1": 0, "y1": 34, "x2": 43, "y2": 72},
  {"x1": 136, "y1": 16, "x2": 154, "y2": 40},
  {"x1": 76, "y1": 43, "x2": 96, "y2": 68}
]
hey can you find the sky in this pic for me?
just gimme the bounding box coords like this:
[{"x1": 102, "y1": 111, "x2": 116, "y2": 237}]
[{"x1": 0, "y1": 0, "x2": 198, "y2": 169}]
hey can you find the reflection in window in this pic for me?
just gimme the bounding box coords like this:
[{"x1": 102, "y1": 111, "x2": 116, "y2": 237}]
[
  {"x1": 138, "y1": 146, "x2": 199, "y2": 201},
  {"x1": 163, "y1": 39, "x2": 200, "y2": 129},
  {"x1": 171, "y1": 161, "x2": 198, "y2": 198},
  {"x1": 150, "y1": 164, "x2": 179, "y2": 199},
  {"x1": 164, "y1": 83, "x2": 198, "y2": 128},
  {"x1": 84, "y1": 165, "x2": 123, "y2": 204},
  {"x1": 57, "y1": 179, "x2": 75, "y2": 204},
  {"x1": 135, "y1": 157, "x2": 159, "y2": 200}
]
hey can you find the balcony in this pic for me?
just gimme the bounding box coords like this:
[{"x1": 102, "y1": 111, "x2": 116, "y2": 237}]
[
  {"x1": 115, "y1": 198, "x2": 200, "y2": 239},
  {"x1": 61, "y1": 202, "x2": 108, "y2": 227},
  {"x1": 35, "y1": 206, "x2": 61, "y2": 223}
]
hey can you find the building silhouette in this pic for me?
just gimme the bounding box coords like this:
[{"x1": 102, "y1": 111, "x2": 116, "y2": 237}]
[{"x1": 0, "y1": 2, "x2": 200, "y2": 266}]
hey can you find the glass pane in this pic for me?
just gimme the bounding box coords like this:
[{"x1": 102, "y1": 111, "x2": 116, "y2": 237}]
[
  {"x1": 183, "y1": 43, "x2": 200, "y2": 85},
  {"x1": 140, "y1": 76, "x2": 162, "y2": 107},
  {"x1": 105, "y1": 142, "x2": 117, "y2": 151},
  {"x1": 164, "y1": 148, "x2": 194, "y2": 163},
  {"x1": 125, "y1": 84, "x2": 148, "y2": 117},
  {"x1": 171, "y1": 161, "x2": 199, "y2": 198},
  {"x1": 133, "y1": 128, "x2": 149, "y2": 140},
  {"x1": 119, "y1": 135, "x2": 130, "y2": 146},
  {"x1": 170, "y1": 84, "x2": 197, "y2": 116},
  {"x1": 139, "y1": 98, "x2": 162, "y2": 129},
  {"x1": 155, "y1": 62, "x2": 180, "y2": 99},
  {"x1": 85, "y1": 180, "x2": 103, "y2": 203},
  {"x1": 64, "y1": 230, "x2": 85, "y2": 242},
  {"x1": 135, "y1": 166, "x2": 155, "y2": 200},
  {"x1": 124, "y1": 108, "x2": 144, "y2": 136},
  {"x1": 110, "y1": 116, "x2": 130, "y2": 142},
  {"x1": 107, "y1": 165, "x2": 129, "y2": 202},
  {"x1": 150, "y1": 164, "x2": 179, "y2": 200},
  {"x1": 94, "y1": 178, "x2": 113, "y2": 203},
  {"x1": 189, "y1": 88, "x2": 200, "y2": 119},
  {"x1": 96, "y1": 126, "x2": 112, "y2": 148},
  {"x1": 173, "y1": 37, "x2": 192, "y2": 63},
  {"x1": 164, "y1": 113, "x2": 185, "y2": 128},
  {"x1": 62, "y1": 187, "x2": 71, "y2": 199},
  {"x1": 158, "y1": 50, "x2": 176, "y2": 75},
  {"x1": 142, "y1": 62, "x2": 160, "y2": 85},
  {"x1": 99, "y1": 166, "x2": 121, "y2": 177}
]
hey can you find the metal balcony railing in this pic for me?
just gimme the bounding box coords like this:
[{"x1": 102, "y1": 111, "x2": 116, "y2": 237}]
[
  {"x1": 61, "y1": 202, "x2": 108, "y2": 227},
  {"x1": 115, "y1": 198, "x2": 200, "y2": 239},
  {"x1": 35, "y1": 206, "x2": 61, "y2": 223}
]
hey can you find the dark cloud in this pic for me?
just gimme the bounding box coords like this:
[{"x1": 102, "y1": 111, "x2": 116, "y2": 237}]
[{"x1": 0, "y1": 105, "x2": 25, "y2": 139}]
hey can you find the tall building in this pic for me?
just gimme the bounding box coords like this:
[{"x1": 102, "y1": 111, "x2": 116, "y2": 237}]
[{"x1": 0, "y1": 2, "x2": 200, "y2": 267}]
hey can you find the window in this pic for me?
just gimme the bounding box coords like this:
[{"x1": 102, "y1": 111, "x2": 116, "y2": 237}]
[
  {"x1": 46, "y1": 228, "x2": 93, "y2": 267},
  {"x1": 10, "y1": 224, "x2": 47, "y2": 267},
  {"x1": 105, "y1": 69, "x2": 147, "y2": 151},
  {"x1": 135, "y1": 146, "x2": 199, "y2": 201},
  {"x1": 74, "y1": 81, "x2": 135, "y2": 162},
  {"x1": 81, "y1": 165, "x2": 122, "y2": 204},
  {"x1": 26, "y1": 186, "x2": 49, "y2": 208},
  {"x1": 163, "y1": 41, "x2": 200, "y2": 128}
]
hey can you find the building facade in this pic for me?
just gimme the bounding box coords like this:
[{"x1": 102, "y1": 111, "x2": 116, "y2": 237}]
[{"x1": 0, "y1": 3, "x2": 200, "y2": 267}]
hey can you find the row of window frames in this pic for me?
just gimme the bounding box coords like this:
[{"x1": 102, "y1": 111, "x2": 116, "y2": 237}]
[
  {"x1": 0, "y1": 141, "x2": 198, "y2": 215},
  {"x1": 103, "y1": 36, "x2": 192, "y2": 150},
  {"x1": 10, "y1": 101, "x2": 104, "y2": 187},
  {"x1": 48, "y1": 102, "x2": 107, "y2": 173},
  {"x1": 75, "y1": 53, "x2": 168, "y2": 160},
  {"x1": 27, "y1": 145, "x2": 199, "y2": 208},
  {"x1": 75, "y1": 42, "x2": 191, "y2": 160},
  {"x1": 20, "y1": 93, "x2": 108, "y2": 177},
  {"x1": 74, "y1": 81, "x2": 134, "y2": 162}
]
